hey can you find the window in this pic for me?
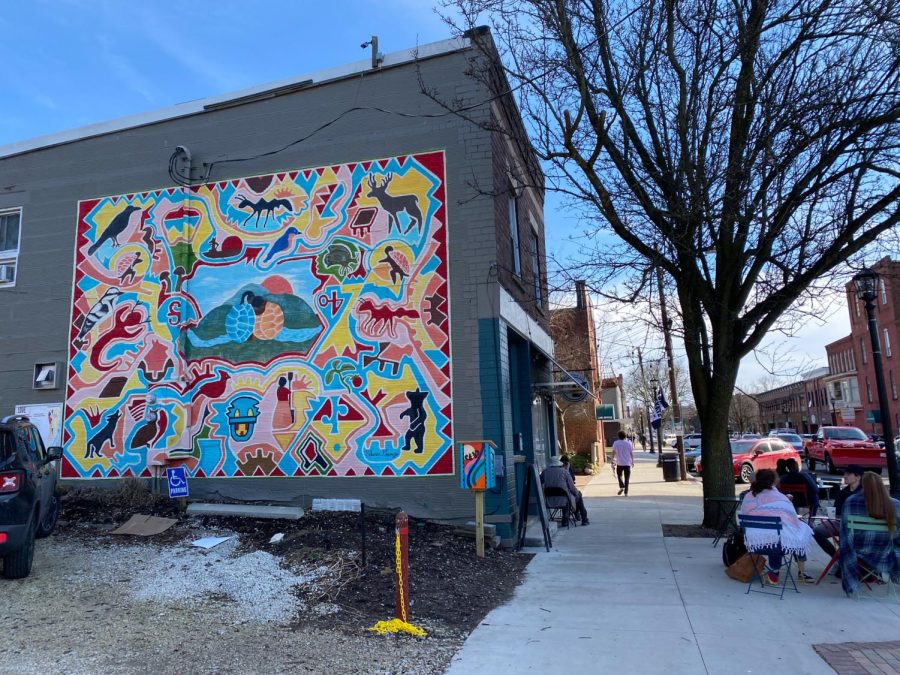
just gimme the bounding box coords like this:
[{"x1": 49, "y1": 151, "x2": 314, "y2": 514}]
[
  {"x1": 860, "y1": 339, "x2": 867, "y2": 364},
  {"x1": 508, "y1": 195, "x2": 521, "y2": 276},
  {"x1": 880, "y1": 278, "x2": 887, "y2": 305},
  {"x1": 866, "y1": 376, "x2": 872, "y2": 403},
  {"x1": 891, "y1": 370, "x2": 897, "y2": 400},
  {"x1": 854, "y1": 293, "x2": 860, "y2": 318},
  {"x1": 530, "y1": 232, "x2": 542, "y2": 309},
  {"x1": 0, "y1": 208, "x2": 21, "y2": 287},
  {"x1": 884, "y1": 329, "x2": 892, "y2": 358}
]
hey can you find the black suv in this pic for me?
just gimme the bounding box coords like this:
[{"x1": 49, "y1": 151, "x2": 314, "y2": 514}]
[{"x1": 0, "y1": 415, "x2": 62, "y2": 579}]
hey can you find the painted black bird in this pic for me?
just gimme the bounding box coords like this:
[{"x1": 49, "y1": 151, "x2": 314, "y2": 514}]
[{"x1": 88, "y1": 205, "x2": 141, "y2": 255}]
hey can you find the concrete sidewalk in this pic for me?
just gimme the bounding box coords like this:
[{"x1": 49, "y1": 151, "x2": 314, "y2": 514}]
[{"x1": 446, "y1": 454, "x2": 900, "y2": 674}]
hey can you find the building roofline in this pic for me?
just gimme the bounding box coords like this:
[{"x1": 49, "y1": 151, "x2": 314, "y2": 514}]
[{"x1": 0, "y1": 36, "x2": 471, "y2": 160}]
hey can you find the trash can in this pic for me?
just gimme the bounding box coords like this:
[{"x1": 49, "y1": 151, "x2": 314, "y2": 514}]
[{"x1": 661, "y1": 454, "x2": 679, "y2": 482}]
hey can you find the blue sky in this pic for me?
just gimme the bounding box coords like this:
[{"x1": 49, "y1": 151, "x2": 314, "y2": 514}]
[{"x1": 2, "y1": 0, "x2": 847, "y2": 389}]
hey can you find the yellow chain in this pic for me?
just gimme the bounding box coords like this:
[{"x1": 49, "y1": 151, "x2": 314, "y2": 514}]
[{"x1": 395, "y1": 530, "x2": 406, "y2": 622}]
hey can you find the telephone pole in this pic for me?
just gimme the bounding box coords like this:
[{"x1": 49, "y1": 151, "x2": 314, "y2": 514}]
[
  {"x1": 657, "y1": 267, "x2": 686, "y2": 480},
  {"x1": 634, "y1": 347, "x2": 655, "y2": 454}
]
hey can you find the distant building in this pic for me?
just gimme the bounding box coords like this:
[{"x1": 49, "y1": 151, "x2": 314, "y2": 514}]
[
  {"x1": 758, "y1": 257, "x2": 900, "y2": 437},
  {"x1": 549, "y1": 281, "x2": 605, "y2": 461},
  {"x1": 826, "y1": 257, "x2": 900, "y2": 435}
]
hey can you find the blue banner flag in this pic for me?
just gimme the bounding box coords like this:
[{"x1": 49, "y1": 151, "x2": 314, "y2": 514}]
[{"x1": 650, "y1": 387, "x2": 669, "y2": 429}]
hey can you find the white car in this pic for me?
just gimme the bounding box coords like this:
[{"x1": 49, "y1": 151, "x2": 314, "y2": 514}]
[{"x1": 683, "y1": 433, "x2": 702, "y2": 449}]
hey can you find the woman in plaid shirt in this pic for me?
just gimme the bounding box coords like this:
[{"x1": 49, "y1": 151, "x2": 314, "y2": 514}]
[{"x1": 839, "y1": 472, "x2": 900, "y2": 595}]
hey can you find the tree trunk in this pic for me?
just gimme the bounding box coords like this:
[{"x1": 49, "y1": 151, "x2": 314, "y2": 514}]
[{"x1": 698, "y1": 368, "x2": 739, "y2": 528}]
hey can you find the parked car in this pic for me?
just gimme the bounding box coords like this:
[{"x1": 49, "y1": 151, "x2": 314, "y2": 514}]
[
  {"x1": 771, "y1": 432, "x2": 804, "y2": 454},
  {"x1": 694, "y1": 438, "x2": 801, "y2": 483},
  {"x1": 683, "y1": 433, "x2": 703, "y2": 450},
  {"x1": 0, "y1": 415, "x2": 62, "y2": 579},
  {"x1": 740, "y1": 433, "x2": 761, "y2": 440},
  {"x1": 805, "y1": 426, "x2": 885, "y2": 474},
  {"x1": 769, "y1": 428, "x2": 798, "y2": 436},
  {"x1": 801, "y1": 434, "x2": 815, "y2": 450},
  {"x1": 684, "y1": 446, "x2": 702, "y2": 470}
]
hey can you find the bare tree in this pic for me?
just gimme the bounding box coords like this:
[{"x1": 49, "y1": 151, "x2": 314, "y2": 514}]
[
  {"x1": 439, "y1": 0, "x2": 900, "y2": 525},
  {"x1": 729, "y1": 393, "x2": 762, "y2": 435}
]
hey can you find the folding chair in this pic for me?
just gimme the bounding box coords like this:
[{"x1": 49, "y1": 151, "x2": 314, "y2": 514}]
[
  {"x1": 738, "y1": 514, "x2": 800, "y2": 599},
  {"x1": 845, "y1": 514, "x2": 898, "y2": 602},
  {"x1": 543, "y1": 486, "x2": 573, "y2": 528},
  {"x1": 811, "y1": 517, "x2": 841, "y2": 585}
]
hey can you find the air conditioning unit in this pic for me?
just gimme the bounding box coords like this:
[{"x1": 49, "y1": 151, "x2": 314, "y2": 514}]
[{"x1": 0, "y1": 264, "x2": 14, "y2": 283}]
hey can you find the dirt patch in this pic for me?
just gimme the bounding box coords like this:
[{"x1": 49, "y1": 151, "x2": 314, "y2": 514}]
[
  {"x1": 57, "y1": 485, "x2": 532, "y2": 634},
  {"x1": 661, "y1": 523, "x2": 718, "y2": 538}
]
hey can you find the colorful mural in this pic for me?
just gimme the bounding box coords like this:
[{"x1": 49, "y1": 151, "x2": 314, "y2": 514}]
[{"x1": 63, "y1": 152, "x2": 453, "y2": 479}]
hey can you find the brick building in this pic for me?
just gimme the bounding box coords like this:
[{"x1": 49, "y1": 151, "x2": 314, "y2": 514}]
[
  {"x1": 0, "y1": 31, "x2": 553, "y2": 545},
  {"x1": 825, "y1": 257, "x2": 900, "y2": 436},
  {"x1": 757, "y1": 257, "x2": 900, "y2": 439},
  {"x1": 549, "y1": 281, "x2": 604, "y2": 461}
]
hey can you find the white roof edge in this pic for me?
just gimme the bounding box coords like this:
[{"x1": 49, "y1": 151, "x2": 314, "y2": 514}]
[{"x1": 0, "y1": 36, "x2": 471, "y2": 160}]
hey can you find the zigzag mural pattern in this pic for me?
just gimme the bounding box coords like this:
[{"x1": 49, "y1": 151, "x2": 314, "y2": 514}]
[{"x1": 63, "y1": 151, "x2": 453, "y2": 479}]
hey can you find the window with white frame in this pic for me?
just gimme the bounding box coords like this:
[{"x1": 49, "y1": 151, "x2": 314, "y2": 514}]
[
  {"x1": 880, "y1": 278, "x2": 887, "y2": 305},
  {"x1": 891, "y1": 370, "x2": 897, "y2": 400},
  {"x1": 866, "y1": 376, "x2": 872, "y2": 403},
  {"x1": 854, "y1": 293, "x2": 860, "y2": 318},
  {"x1": 0, "y1": 209, "x2": 21, "y2": 287},
  {"x1": 508, "y1": 193, "x2": 521, "y2": 276},
  {"x1": 861, "y1": 338, "x2": 867, "y2": 364},
  {"x1": 884, "y1": 329, "x2": 892, "y2": 358}
]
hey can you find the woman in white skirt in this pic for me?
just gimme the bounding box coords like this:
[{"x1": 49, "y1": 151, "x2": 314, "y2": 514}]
[{"x1": 739, "y1": 468, "x2": 814, "y2": 583}]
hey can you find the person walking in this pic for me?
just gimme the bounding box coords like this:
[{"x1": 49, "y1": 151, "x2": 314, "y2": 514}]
[{"x1": 612, "y1": 430, "x2": 635, "y2": 496}]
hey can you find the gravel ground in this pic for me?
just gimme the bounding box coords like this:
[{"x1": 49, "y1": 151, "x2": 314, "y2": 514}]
[{"x1": 0, "y1": 530, "x2": 469, "y2": 674}]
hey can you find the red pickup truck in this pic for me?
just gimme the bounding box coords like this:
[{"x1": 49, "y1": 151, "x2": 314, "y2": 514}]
[{"x1": 806, "y1": 426, "x2": 885, "y2": 474}]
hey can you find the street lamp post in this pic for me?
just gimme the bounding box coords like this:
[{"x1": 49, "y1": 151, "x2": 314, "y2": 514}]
[
  {"x1": 853, "y1": 267, "x2": 899, "y2": 498},
  {"x1": 829, "y1": 397, "x2": 837, "y2": 426}
]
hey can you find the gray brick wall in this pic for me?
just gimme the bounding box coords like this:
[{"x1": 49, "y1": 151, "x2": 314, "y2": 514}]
[{"x1": 0, "y1": 45, "x2": 545, "y2": 529}]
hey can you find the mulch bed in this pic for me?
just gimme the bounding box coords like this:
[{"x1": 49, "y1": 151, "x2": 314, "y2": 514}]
[
  {"x1": 56, "y1": 482, "x2": 532, "y2": 633},
  {"x1": 661, "y1": 523, "x2": 718, "y2": 538}
]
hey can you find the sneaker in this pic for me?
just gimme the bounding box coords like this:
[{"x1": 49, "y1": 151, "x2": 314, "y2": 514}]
[
  {"x1": 766, "y1": 571, "x2": 780, "y2": 585},
  {"x1": 797, "y1": 572, "x2": 814, "y2": 583},
  {"x1": 582, "y1": 520, "x2": 590, "y2": 526},
  {"x1": 617, "y1": 488, "x2": 624, "y2": 495}
]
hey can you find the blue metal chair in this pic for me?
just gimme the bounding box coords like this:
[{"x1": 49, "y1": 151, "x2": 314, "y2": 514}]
[{"x1": 738, "y1": 514, "x2": 800, "y2": 599}]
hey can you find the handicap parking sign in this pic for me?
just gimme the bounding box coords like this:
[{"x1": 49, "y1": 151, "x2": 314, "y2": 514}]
[{"x1": 166, "y1": 466, "x2": 189, "y2": 498}]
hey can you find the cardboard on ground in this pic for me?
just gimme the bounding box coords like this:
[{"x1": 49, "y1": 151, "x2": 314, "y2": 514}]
[{"x1": 111, "y1": 514, "x2": 178, "y2": 536}]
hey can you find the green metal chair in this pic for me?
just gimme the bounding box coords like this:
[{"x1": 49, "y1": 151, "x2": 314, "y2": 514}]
[{"x1": 844, "y1": 514, "x2": 898, "y2": 602}]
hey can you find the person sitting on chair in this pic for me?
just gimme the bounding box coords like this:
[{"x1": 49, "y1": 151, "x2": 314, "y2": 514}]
[
  {"x1": 560, "y1": 455, "x2": 590, "y2": 524},
  {"x1": 775, "y1": 458, "x2": 789, "y2": 478},
  {"x1": 778, "y1": 457, "x2": 819, "y2": 517},
  {"x1": 812, "y1": 464, "x2": 864, "y2": 570},
  {"x1": 838, "y1": 471, "x2": 900, "y2": 596},
  {"x1": 738, "y1": 469, "x2": 814, "y2": 583},
  {"x1": 541, "y1": 456, "x2": 589, "y2": 526}
]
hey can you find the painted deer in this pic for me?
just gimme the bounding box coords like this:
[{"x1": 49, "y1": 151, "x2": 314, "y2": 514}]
[
  {"x1": 357, "y1": 298, "x2": 418, "y2": 338},
  {"x1": 366, "y1": 173, "x2": 423, "y2": 234}
]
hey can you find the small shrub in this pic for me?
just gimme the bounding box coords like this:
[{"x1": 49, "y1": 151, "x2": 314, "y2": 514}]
[{"x1": 568, "y1": 454, "x2": 592, "y2": 475}]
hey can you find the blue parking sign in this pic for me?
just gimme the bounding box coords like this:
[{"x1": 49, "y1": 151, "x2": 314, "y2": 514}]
[{"x1": 166, "y1": 466, "x2": 189, "y2": 498}]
